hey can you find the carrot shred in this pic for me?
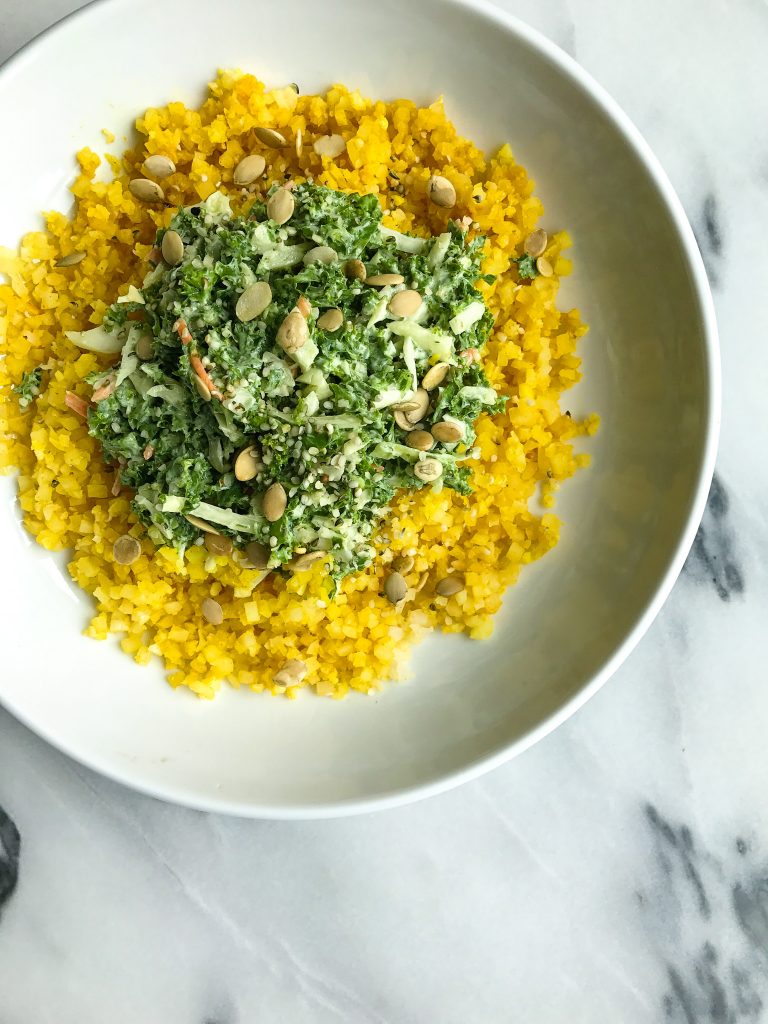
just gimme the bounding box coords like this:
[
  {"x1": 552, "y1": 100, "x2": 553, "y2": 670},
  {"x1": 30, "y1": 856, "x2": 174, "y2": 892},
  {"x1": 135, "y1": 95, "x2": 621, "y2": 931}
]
[
  {"x1": 174, "y1": 318, "x2": 193, "y2": 345},
  {"x1": 190, "y1": 354, "x2": 222, "y2": 399},
  {"x1": 65, "y1": 391, "x2": 89, "y2": 418},
  {"x1": 174, "y1": 318, "x2": 223, "y2": 399},
  {"x1": 91, "y1": 378, "x2": 115, "y2": 403}
]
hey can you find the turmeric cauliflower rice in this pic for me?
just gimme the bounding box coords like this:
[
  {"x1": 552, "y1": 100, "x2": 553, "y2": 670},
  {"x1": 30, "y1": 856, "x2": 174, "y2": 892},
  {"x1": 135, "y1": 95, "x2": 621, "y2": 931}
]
[{"x1": 0, "y1": 72, "x2": 597, "y2": 699}]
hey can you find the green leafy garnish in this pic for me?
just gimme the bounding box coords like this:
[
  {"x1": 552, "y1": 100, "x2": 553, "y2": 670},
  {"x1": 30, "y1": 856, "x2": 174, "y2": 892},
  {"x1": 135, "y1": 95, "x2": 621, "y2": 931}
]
[
  {"x1": 13, "y1": 367, "x2": 43, "y2": 408},
  {"x1": 516, "y1": 254, "x2": 539, "y2": 280}
]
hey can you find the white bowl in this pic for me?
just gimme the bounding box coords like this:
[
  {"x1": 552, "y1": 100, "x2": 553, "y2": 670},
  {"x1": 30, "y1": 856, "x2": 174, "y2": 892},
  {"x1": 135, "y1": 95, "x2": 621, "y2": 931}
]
[{"x1": 0, "y1": 0, "x2": 719, "y2": 817}]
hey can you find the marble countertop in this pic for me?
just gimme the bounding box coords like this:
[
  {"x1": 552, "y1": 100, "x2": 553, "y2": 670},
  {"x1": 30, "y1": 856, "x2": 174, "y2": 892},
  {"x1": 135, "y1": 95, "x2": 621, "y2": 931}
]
[{"x1": 1, "y1": 1, "x2": 765, "y2": 1020}]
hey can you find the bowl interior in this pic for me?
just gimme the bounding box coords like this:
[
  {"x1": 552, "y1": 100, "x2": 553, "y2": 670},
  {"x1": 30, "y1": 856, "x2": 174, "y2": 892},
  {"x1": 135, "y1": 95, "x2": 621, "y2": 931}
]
[{"x1": 0, "y1": 0, "x2": 715, "y2": 815}]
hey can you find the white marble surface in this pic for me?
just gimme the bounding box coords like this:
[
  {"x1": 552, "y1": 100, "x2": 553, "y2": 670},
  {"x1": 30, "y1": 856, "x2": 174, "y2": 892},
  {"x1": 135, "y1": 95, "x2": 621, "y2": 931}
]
[{"x1": 1, "y1": 1, "x2": 766, "y2": 1020}]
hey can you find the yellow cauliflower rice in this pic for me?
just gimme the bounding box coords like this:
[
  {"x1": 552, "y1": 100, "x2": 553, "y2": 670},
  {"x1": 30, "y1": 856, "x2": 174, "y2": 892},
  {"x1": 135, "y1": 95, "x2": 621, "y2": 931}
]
[{"x1": 0, "y1": 71, "x2": 597, "y2": 699}]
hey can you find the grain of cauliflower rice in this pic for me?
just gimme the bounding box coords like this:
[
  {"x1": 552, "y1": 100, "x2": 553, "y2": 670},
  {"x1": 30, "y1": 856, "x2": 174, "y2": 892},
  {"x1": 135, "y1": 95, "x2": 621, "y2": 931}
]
[{"x1": 0, "y1": 72, "x2": 597, "y2": 699}]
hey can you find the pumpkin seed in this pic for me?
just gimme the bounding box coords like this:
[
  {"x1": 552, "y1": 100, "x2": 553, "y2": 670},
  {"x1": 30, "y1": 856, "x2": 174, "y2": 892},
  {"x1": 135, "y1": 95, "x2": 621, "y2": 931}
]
[
  {"x1": 263, "y1": 482, "x2": 287, "y2": 521},
  {"x1": 384, "y1": 571, "x2": 407, "y2": 605},
  {"x1": 394, "y1": 409, "x2": 414, "y2": 431},
  {"x1": 295, "y1": 128, "x2": 303, "y2": 158},
  {"x1": 194, "y1": 375, "x2": 211, "y2": 402},
  {"x1": 289, "y1": 551, "x2": 325, "y2": 572},
  {"x1": 391, "y1": 554, "x2": 414, "y2": 574},
  {"x1": 200, "y1": 597, "x2": 223, "y2": 625},
  {"x1": 421, "y1": 362, "x2": 449, "y2": 391},
  {"x1": 161, "y1": 229, "x2": 184, "y2": 266},
  {"x1": 406, "y1": 405, "x2": 429, "y2": 425},
  {"x1": 236, "y1": 281, "x2": 272, "y2": 322},
  {"x1": 415, "y1": 571, "x2": 430, "y2": 592},
  {"x1": 426, "y1": 174, "x2": 456, "y2": 209},
  {"x1": 313, "y1": 134, "x2": 346, "y2": 159},
  {"x1": 267, "y1": 187, "x2": 295, "y2": 225},
  {"x1": 273, "y1": 659, "x2": 307, "y2": 687},
  {"x1": 56, "y1": 251, "x2": 86, "y2": 268},
  {"x1": 185, "y1": 514, "x2": 220, "y2": 534},
  {"x1": 404, "y1": 388, "x2": 430, "y2": 423},
  {"x1": 366, "y1": 273, "x2": 404, "y2": 287},
  {"x1": 303, "y1": 245, "x2": 337, "y2": 266},
  {"x1": 255, "y1": 126, "x2": 287, "y2": 148},
  {"x1": 113, "y1": 534, "x2": 141, "y2": 565},
  {"x1": 436, "y1": 575, "x2": 465, "y2": 597},
  {"x1": 431, "y1": 420, "x2": 464, "y2": 444},
  {"x1": 136, "y1": 335, "x2": 154, "y2": 361},
  {"x1": 524, "y1": 228, "x2": 548, "y2": 258},
  {"x1": 289, "y1": 83, "x2": 300, "y2": 93},
  {"x1": 414, "y1": 458, "x2": 443, "y2": 482},
  {"x1": 129, "y1": 178, "x2": 165, "y2": 203},
  {"x1": 205, "y1": 533, "x2": 233, "y2": 556},
  {"x1": 407, "y1": 429, "x2": 435, "y2": 452},
  {"x1": 233, "y1": 153, "x2": 266, "y2": 186},
  {"x1": 243, "y1": 541, "x2": 270, "y2": 569},
  {"x1": 388, "y1": 289, "x2": 422, "y2": 318},
  {"x1": 344, "y1": 259, "x2": 366, "y2": 281},
  {"x1": 317, "y1": 308, "x2": 343, "y2": 332},
  {"x1": 392, "y1": 397, "x2": 420, "y2": 412},
  {"x1": 276, "y1": 310, "x2": 308, "y2": 355},
  {"x1": 536, "y1": 256, "x2": 554, "y2": 277},
  {"x1": 142, "y1": 154, "x2": 176, "y2": 179},
  {"x1": 234, "y1": 445, "x2": 262, "y2": 482}
]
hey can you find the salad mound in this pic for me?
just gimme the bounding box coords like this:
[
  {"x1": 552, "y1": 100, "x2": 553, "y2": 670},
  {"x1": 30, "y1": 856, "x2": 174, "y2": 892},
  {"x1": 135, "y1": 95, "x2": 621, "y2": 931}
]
[{"x1": 77, "y1": 184, "x2": 503, "y2": 585}]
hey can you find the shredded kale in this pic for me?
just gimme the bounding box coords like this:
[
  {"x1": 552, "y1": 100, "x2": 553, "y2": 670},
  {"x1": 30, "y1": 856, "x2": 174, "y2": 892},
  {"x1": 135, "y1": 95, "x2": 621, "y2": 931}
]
[
  {"x1": 85, "y1": 186, "x2": 504, "y2": 583},
  {"x1": 286, "y1": 183, "x2": 382, "y2": 255},
  {"x1": 516, "y1": 254, "x2": 539, "y2": 280},
  {"x1": 13, "y1": 368, "x2": 43, "y2": 408}
]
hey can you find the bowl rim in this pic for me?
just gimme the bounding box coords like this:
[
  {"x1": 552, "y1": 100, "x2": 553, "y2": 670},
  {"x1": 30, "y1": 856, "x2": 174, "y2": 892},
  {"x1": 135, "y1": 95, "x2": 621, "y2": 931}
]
[{"x1": 0, "y1": 0, "x2": 720, "y2": 819}]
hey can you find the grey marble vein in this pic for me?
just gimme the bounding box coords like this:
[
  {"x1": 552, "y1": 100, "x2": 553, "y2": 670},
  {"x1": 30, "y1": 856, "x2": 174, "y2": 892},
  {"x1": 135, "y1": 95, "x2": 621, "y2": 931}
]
[
  {"x1": 683, "y1": 475, "x2": 745, "y2": 603},
  {"x1": 646, "y1": 804, "x2": 711, "y2": 919},
  {"x1": 693, "y1": 193, "x2": 724, "y2": 289},
  {"x1": 0, "y1": 805, "x2": 20, "y2": 914},
  {"x1": 638, "y1": 805, "x2": 768, "y2": 1023}
]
